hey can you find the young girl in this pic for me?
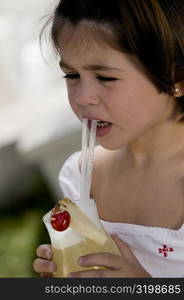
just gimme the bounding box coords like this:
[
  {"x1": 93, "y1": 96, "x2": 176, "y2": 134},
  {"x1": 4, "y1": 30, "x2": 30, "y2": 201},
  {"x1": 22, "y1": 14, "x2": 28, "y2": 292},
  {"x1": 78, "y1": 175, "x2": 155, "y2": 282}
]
[{"x1": 33, "y1": 0, "x2": 184, "y2": 277}]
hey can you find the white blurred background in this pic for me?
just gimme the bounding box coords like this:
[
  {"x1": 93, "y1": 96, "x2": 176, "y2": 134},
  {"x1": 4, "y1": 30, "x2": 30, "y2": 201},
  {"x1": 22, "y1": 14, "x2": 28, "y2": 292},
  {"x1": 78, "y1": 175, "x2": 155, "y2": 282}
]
[{"x1": 0, "y1": 0, "x2": 81, "y2": 200}]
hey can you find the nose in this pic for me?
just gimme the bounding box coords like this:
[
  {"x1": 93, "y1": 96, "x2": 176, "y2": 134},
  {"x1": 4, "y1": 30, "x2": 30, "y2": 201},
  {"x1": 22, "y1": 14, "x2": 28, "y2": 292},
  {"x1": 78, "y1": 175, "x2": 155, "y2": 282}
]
[{"x1": 75, "y1": 84, "x2": 100, "y2": 106}]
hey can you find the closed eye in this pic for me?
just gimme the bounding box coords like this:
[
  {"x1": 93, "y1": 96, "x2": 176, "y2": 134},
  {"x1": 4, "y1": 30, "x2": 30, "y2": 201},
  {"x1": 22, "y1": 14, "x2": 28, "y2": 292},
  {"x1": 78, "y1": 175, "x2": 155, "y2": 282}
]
[
  {"x1": 63, "y1": 74, "x2": 79, "y2": 79},
  {"x1": 96, "y1": 76, "x2": 118, "y2": 81},
  {"x1": 62, "y1": 74, "x2": 118, "y2": 81}
]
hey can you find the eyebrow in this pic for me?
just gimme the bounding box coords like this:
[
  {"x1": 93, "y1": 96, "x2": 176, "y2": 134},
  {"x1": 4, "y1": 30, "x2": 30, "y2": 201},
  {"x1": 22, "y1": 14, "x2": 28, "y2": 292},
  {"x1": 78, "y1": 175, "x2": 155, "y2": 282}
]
[{"x1": 59, "y1": 61, "x2": 124, "y2": 72}]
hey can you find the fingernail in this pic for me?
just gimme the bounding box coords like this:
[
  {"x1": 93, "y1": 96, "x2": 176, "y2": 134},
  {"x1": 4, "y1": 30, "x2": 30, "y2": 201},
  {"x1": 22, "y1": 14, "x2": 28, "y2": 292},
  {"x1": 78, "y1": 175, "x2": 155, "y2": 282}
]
[
  {"x1": 78, "y1": 256, "x2": 84, "y2": 265},
  {"x1": 46, "y1": 249, "x2": 52, "y2": 259},
  {"x1": 49, "y1": 263, "x2": 55, "y2": 272},
  {"x1": 111, "y1": 234, "x2": 118, "y2": 239}
]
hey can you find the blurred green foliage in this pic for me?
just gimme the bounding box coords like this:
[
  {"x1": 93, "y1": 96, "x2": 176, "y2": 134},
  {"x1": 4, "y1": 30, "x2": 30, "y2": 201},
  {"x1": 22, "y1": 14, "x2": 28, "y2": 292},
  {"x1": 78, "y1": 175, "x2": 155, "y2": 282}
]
[
  {"x1": 0, "y1": 166, "x2": 55, "y2": 277},
  {"x1": 0, "y1": 210, "x2": 45, "y2": 277}
]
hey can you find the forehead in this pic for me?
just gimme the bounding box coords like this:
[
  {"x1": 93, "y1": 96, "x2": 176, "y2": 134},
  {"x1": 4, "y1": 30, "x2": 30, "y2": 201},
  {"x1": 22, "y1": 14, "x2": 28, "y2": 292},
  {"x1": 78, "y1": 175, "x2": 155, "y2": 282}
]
[
  {"x1": 56, "y1": 20, "x2": 147, "y2": 76},
  {"x1": 57, "y1": 20, "x2": 117, "y2": 57}
]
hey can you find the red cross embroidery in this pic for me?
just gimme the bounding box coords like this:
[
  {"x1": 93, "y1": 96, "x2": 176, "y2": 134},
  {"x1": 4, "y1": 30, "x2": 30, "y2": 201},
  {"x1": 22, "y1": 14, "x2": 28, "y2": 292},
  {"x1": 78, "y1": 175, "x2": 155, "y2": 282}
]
[{"x1": 158, "y1": 244, "x2": 174, "y2": 257}]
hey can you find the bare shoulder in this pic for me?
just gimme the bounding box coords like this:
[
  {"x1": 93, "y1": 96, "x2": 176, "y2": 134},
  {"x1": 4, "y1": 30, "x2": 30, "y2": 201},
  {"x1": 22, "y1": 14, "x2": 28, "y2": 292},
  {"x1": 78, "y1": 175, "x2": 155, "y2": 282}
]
[
  {"x1": 90, "y1": 146, "x2": 110, "y2": 198},
  {"x1": 91, "y1": 146, "x2": 126, "y2": 200},
  {"x1": 94, "y1": 145, "x2": 109, "y2": 160},
  {"x1": 92, "y1": 145, "x2": 122, "y2": 182},
  {"x1": 93, "y1": 145, "x2": 113, "y2": 171},
  {"x1": 93, "y1": 145, "x2": 126, "y2": 166},
  {"x1": 78, "y1": 145, "x2": 112, "y2": 173}
]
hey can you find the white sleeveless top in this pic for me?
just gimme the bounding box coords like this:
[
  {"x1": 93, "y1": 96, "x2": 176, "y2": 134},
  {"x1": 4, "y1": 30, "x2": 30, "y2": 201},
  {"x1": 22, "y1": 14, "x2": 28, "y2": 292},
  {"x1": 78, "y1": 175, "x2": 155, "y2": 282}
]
[{"x1": 58, "y1": 151, "x2": 184, "y2": 277}]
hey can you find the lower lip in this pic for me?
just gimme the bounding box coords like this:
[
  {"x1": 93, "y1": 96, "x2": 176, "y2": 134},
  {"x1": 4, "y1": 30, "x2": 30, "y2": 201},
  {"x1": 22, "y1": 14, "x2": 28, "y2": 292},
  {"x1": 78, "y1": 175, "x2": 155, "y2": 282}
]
[{"x1": 88, "y1": 121, "x2": 112, "y2": 137}]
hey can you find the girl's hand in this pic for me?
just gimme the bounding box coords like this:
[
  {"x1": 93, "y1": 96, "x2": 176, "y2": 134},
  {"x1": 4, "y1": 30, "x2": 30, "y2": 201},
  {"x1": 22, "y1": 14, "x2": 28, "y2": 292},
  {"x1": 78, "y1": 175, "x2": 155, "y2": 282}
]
[
  {"x1": 68, "y1": 235, "x2": 151, "y2": 278},
  {"x1": 33, "y1": 244, "x2": 57, "y2": 277}
]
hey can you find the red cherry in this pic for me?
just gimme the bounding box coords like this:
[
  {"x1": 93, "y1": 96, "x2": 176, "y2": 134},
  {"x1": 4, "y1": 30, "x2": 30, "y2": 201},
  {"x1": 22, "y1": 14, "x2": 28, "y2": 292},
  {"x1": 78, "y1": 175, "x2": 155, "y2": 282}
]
[{"x1": 50, "y1": 210, "x2": 71, "y2": 231}]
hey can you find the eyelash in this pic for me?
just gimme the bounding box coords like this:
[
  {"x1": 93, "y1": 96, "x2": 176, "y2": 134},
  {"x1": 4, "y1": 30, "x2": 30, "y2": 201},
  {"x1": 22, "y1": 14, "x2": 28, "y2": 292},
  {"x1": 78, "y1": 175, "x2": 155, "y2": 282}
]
[{"x1": 62, "y1": 74, "x2": 117, "y2": 81}]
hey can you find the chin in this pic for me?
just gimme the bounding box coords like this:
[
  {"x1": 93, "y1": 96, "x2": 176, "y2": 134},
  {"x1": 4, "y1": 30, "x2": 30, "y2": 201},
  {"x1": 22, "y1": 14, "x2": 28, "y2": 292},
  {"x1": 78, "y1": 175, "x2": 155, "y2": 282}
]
[{"x1": 97, "y1": 140, "x2": 125, "y2": 151}]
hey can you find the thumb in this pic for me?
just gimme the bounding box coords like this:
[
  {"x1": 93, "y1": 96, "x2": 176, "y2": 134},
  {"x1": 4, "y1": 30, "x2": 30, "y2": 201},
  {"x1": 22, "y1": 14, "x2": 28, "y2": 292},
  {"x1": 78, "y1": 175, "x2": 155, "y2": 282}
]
[{"x1": 111, "y1": 234, "x2": 135, "y2": 259}]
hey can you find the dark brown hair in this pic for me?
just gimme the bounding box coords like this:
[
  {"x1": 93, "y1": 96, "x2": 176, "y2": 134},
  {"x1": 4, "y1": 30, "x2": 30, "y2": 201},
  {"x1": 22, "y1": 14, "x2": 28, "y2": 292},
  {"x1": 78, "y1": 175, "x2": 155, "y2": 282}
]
[{"x1": 46, "y1": 0, "x2": 184, "y2": 120}]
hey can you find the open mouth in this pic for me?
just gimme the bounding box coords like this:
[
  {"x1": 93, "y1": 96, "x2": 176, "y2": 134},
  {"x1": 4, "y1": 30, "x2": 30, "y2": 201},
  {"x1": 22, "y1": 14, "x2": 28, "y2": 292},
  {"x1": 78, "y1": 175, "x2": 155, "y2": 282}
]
[
  {"x1": 96, "y1": 120, "x2": 112, "y2": 128},
  {"x1": 87, "y1": 119, "x2": 112, "y2": 137},
  {"x1": 88, "y1": 119, "x2": 112, "y2": 128}
]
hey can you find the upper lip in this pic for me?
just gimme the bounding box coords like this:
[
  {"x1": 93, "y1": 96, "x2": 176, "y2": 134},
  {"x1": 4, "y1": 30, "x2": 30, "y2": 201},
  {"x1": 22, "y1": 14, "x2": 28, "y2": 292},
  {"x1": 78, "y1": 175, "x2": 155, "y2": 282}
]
[
  {"x1": 82, "y1": 115, "x2": 102, "y2": 121},
  {"x1": 82, "y1": 115, "x2": 110, "y2": 122}
]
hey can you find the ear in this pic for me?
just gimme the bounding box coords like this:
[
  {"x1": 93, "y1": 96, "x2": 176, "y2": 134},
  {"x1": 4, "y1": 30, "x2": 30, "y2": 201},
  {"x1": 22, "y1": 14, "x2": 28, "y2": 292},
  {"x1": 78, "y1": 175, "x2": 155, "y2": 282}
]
[{"x1": 174, "y1": 81, "x2": 184, "y2": 97}]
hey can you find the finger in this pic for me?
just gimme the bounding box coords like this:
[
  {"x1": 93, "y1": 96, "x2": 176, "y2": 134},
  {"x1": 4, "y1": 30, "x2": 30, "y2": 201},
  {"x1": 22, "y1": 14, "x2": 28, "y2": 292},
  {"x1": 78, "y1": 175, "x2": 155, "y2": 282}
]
[
  {"x1": 41, "y1": 272, "x2": 53, "y2": 278},
  {"x1": 78, "y1": 252, "x2": 122, "y2": 269},
  {"x1": 36, "y1": 244, "x2": 52, "y2": 259},
  {"x1": 33, "y1": 258, "x2": 56, "y2": 274},
  {"x1": 68, "y1": 269, "x2": 109, "y2": 278},
  {"x1": 111, "y1": 234, "x2": 135, "y2": 259},
  {"x1": 68, "y1": 268, "x2": 124, "y2": 278}
]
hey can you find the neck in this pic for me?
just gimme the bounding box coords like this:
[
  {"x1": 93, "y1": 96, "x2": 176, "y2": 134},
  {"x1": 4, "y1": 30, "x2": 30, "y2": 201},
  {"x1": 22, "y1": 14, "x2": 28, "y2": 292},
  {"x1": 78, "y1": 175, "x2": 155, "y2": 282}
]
[{"x1": 126, "y1": 120, "x2": 184, "y2": 167}]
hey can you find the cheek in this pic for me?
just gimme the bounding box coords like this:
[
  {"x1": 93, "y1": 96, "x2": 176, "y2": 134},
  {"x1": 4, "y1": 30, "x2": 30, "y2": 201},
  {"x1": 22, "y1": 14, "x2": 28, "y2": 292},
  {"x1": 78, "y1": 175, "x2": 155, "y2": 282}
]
[
  {"x1": 67, "y1": 91, "x2": 83, "y2": 122},
  {"x1": 109, "y1": 91, "x2": 163, "y2": 127},
  {"x1": 68, "y1": 97, "x2": 78, "y2": 115},
  {"x1": 67, "y1": 88, "x2": 77, "y2": 111}
]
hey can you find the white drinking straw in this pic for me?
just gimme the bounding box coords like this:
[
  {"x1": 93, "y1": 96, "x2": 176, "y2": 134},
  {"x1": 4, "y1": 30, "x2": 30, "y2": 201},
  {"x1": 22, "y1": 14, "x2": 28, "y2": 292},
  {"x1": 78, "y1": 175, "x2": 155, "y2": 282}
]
[
  {"x1": 80, "y1": 118, "x2": 88, "y2": 202},
  {"x1": 80, "y1": 118, "x2": 97, "y2": 205},
  {"x1": 86, "y1": 120, "x2": 97, "y2": 198}
]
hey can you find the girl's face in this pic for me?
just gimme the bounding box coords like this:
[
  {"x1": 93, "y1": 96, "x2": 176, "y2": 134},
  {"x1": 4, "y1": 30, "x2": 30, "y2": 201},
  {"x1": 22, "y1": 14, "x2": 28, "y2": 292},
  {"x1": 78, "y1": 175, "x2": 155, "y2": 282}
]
[{"x1": 58, "y1": 23, "x2": 176, "y2": 150}]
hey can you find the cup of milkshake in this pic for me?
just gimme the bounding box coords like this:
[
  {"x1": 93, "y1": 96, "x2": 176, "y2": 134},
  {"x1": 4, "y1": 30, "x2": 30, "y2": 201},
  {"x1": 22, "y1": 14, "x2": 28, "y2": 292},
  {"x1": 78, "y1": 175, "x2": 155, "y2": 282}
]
[{"x1": 43, "y1": 197, "x2": 120, "y2": 277}]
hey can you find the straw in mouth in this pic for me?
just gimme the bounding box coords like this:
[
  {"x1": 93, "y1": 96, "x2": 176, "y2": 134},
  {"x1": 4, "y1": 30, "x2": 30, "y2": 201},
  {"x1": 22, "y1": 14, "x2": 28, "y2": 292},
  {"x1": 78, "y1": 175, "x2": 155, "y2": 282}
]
[
  {"x1": 80, "y1": 118, "x2": 97, "y2": 205},
  {"x1": 88, "y1": 119, "x2": 112, "y2": 129}
]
